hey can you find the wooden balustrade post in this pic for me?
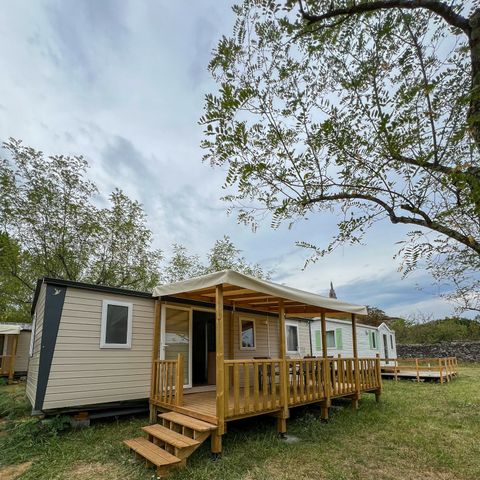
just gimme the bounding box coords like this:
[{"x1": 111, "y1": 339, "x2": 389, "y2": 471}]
[
  {"x1": 320, "y1": 312, "x2": 330, "y2": 420},
  {"x1": 337, "y1": 354, "x2": 343, "y2": 394},
  {"x1": 375, "y1": 353, "x2": 382, "y2": 402},
  {"x1": 394, "y1": 358, "x2": 398, "y2": 381},
  {"x1": 351, "y1": 314, "x2": 360, "y2": 409},
  {"x1": 438, "y1": 358, "x2": 444, "y2": 384},
  {"x1": 215, "y1": 284, "x2": 225, "y2": 446},
  {"x1": 8, "y1": 335, "x2": 18, "y2": 385},
  {"x1": 277, "y1": 300, "x2": 289, "y2": 435},
  {"x1": 149, "y1": 299, "x2": 162, "y2": 423},
  {"x1": 415, "y1": 358, "x2": 420, "y2": 383},
  {"x1": 176, "y1": 353, "x2": 184, "y2": 405}
]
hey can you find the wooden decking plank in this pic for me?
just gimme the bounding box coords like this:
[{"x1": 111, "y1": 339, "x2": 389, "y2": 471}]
[
  {"x1": 124, "y1": 437, "x2": 181, "y2": 466},
  {"x1": 159, "y1": 412, "x2": 217, "y2": 432},
  {"x1": 143, "y1": 424, "x2": 200, "y2": 448}
]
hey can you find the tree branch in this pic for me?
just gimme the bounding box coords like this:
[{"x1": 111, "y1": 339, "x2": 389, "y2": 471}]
[
  {"x1": 301, "y1": 1, "x2": 470, "y2": 36},
  {"x1": 303, "y1": 191, "x2": 480, "y2": 253}
]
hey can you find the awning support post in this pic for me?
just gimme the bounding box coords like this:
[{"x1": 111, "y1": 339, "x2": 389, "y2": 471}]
[
  {"x1": 320, "y1": 312, "x2": 330, "y2": 420},
  {"x1": 277, "y1": 300, "x2": 289, "y2": 434},
  {"x1": 352, "y1": 314, "x2": 360, "y2": 409},
  {"x1": 214, "y1": 284, "x2": 225, "y2": 451}
]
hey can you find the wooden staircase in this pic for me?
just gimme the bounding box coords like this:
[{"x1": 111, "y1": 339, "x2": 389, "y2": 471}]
[{"x1": 124, "y1": 411, "x2": 217, "y2": 477}]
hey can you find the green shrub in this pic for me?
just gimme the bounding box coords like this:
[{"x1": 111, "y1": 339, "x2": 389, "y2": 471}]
[{"x1": 391, "y1": 317, "x2": 480, "y2": 344}]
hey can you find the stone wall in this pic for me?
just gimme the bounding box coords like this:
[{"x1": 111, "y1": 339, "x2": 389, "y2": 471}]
[{"x1": 397, "y1": 341, "x2": 480, "y2": 362}]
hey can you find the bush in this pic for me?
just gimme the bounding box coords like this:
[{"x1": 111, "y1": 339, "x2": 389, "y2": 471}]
[{"x1": 391, "y1": 317, "x2": 480, "y2": 344}]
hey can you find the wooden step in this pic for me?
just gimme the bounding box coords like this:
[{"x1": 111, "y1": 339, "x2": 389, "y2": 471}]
[
  {"x1": 159, "y1": 412, "x2": 217, "y2": 432},
  {"x1": 143, "y1": 424, "x2": 200, "y2": 449},
  {"x1": 123, "y1": 437, "x2": 181, "y2": 467}
]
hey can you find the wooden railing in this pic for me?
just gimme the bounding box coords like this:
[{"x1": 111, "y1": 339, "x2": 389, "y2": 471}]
[
  {"x1": 151, "y1": 355, "x2": 184, "y2": 406},
  {"x1": 150, "y1": 355, "x2": 381, "y2": 422},
  {"x1": 224, "y1": 359, "x2": 283, "y2": 418},
  {"x1": 0, "y1": 355, "x2": 13, "y2": 376},
  {"x1": 287, "y1": 358, "x2": 327, "y2": 404},
  {"x1": 330, "y1": 357, "x2": 359, "y2": 396},
  {"x1": 381, "y1": 357, "x2": 458, "y2": 383},
  {"x1": 358, "y1": 358, "x2": 382, "y2": 390},
  {"x1": 221, "y1": 357, "x2": 381, "y2": 417}
]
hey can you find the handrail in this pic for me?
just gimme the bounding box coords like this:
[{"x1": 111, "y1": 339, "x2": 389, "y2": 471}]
[
  {"x1": 0, "y1": 355, "x2": 14, "y2": 376},
  {"x1": 224, "y1": 358, "x2": 282, "y2": 418},
  {"x1": 151, "y1": 354, "x2": 184, "y2": 406},
  {"x1": 223, "y1": 356, "x2": 381, "y2": 417}
]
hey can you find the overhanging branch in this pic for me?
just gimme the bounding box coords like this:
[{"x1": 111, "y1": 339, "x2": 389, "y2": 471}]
[
  {"x1": 302, "y1": 191, "x2": 480, "y2": 253},
  {"x1": 300, "y1": 1, "x2": 470, "y2": 36}
]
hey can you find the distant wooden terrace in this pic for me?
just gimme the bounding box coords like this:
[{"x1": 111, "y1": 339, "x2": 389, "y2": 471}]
[{"x1": 381, "y1": 357, "x2": 458, "y2": 383}]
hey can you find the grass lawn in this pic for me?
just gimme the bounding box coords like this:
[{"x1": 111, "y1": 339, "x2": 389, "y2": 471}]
[{"x1": 1, "y1": 365, "x2": 479, "y2": 480}]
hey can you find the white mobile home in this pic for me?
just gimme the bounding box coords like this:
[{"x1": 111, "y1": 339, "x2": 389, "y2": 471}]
[{"x1": 284, "y1": 317, "x2": 396, "y2": 361}]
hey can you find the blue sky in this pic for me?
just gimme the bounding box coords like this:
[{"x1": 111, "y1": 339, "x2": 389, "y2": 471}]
[{"x1": 0, "y1": 1, "x2": 465, "y2": 319}]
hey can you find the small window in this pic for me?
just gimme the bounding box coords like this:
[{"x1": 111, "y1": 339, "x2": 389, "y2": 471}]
[
  {"x1": 29, "y1": 312, "x2": 37, "y2": 357},
  {"x1": 240, "y1": 318, "x2": 255, "y2": 349},
  {"x1": 101, "y1": 300, "x2": 132, "y2": 348},
  {"x1": 286, "y1": 324, "x2": 299, "y2": 353},
  {"x1": 370, "y1": 331, "x2": 377, "y2": 349},
  {"x1": 390, "y1": 335, "x2": 394, "y2": 349},
  {"x1": 326, "y1": 330, "x2": 336, "y2": 348}
]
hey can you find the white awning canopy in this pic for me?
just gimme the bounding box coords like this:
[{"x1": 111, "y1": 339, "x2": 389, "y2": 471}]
[
  {"x1": 152, "y1": 269, "x2": 367, "y2": 317},
  {"x1": 0, "y1": 324, "x2": 21, "y2": 335}
]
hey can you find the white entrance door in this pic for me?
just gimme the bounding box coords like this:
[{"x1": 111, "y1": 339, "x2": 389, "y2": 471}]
[{"x1": 160, "y1": 305, "x2": 192, "y2": 388}]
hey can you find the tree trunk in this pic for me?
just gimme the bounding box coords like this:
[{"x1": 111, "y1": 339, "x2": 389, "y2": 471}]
[{"x1": 469, "y1": 10, "x2": 480, "y2": 149}]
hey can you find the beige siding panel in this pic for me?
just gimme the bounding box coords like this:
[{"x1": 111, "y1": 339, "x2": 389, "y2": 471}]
[
  {"x1": 42, "y1": 288, "x2": 155, "y2": 411},
  {"x1": 231, "y1": 312, "x2": 280, "y2": 360},
  {"x1": 26, "y1": 283, "x2": 46, "y2": 405},
  {"x1": 14, "y1": 330, "x2": 31, "y2": 373}
]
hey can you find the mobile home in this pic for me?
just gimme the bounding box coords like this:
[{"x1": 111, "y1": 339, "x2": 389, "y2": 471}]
[
  {"x1": 0, "y1": 323, "x2": 32, "y2": 382},
  {"x1": 283, "y1": 317, "x2": 397, "y2": 361},
  {"x1": 27, "y1": 278, "x2": 155, "y2": 415},
  {"x1": 27, "y1": 271, "x2": 384, "y2": 475}
]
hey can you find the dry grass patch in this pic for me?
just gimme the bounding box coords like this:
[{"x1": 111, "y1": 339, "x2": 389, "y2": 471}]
[
  {"x1": 0, "y1": 461, "x2": 32, "y2": 480},
  {"x1": 66, "y1": 461, "x2": 125, "y2": 480}
]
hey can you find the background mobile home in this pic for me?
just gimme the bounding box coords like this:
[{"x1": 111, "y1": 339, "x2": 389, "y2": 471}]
[{"x1": 284, "y1": 317, "x2": 397, "y2": 360}]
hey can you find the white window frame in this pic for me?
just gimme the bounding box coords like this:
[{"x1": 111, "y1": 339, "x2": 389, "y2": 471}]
[
  {"x1": 100, "y1": 300, "x2": 133, "y2": 349},
  {"x1": 239, "y1": 317, "x2": 256, "y2": 350},
  {"x1": 326, "y1": 330, "x2": 336, "y2": 349},
  {"x1": 29, "y1": 312, "x2": 37, "y2": 357},
  {"x1": 285, "y1": 322, "x2": 299, "y2": 354}
]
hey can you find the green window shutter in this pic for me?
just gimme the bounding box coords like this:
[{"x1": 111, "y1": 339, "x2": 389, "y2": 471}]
[
  {"x1": 315, "y1": 330, "x2": 321, "y2": 350},
  {"x1": 368, "y1": 331, "x2": 373, "y2": 349},
  {"x1": 375, "y1": 332, "x2": 379, "y2": 350},
  {"x1": 335, "y1": 328, "x2": 343, "y2": 349}
]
